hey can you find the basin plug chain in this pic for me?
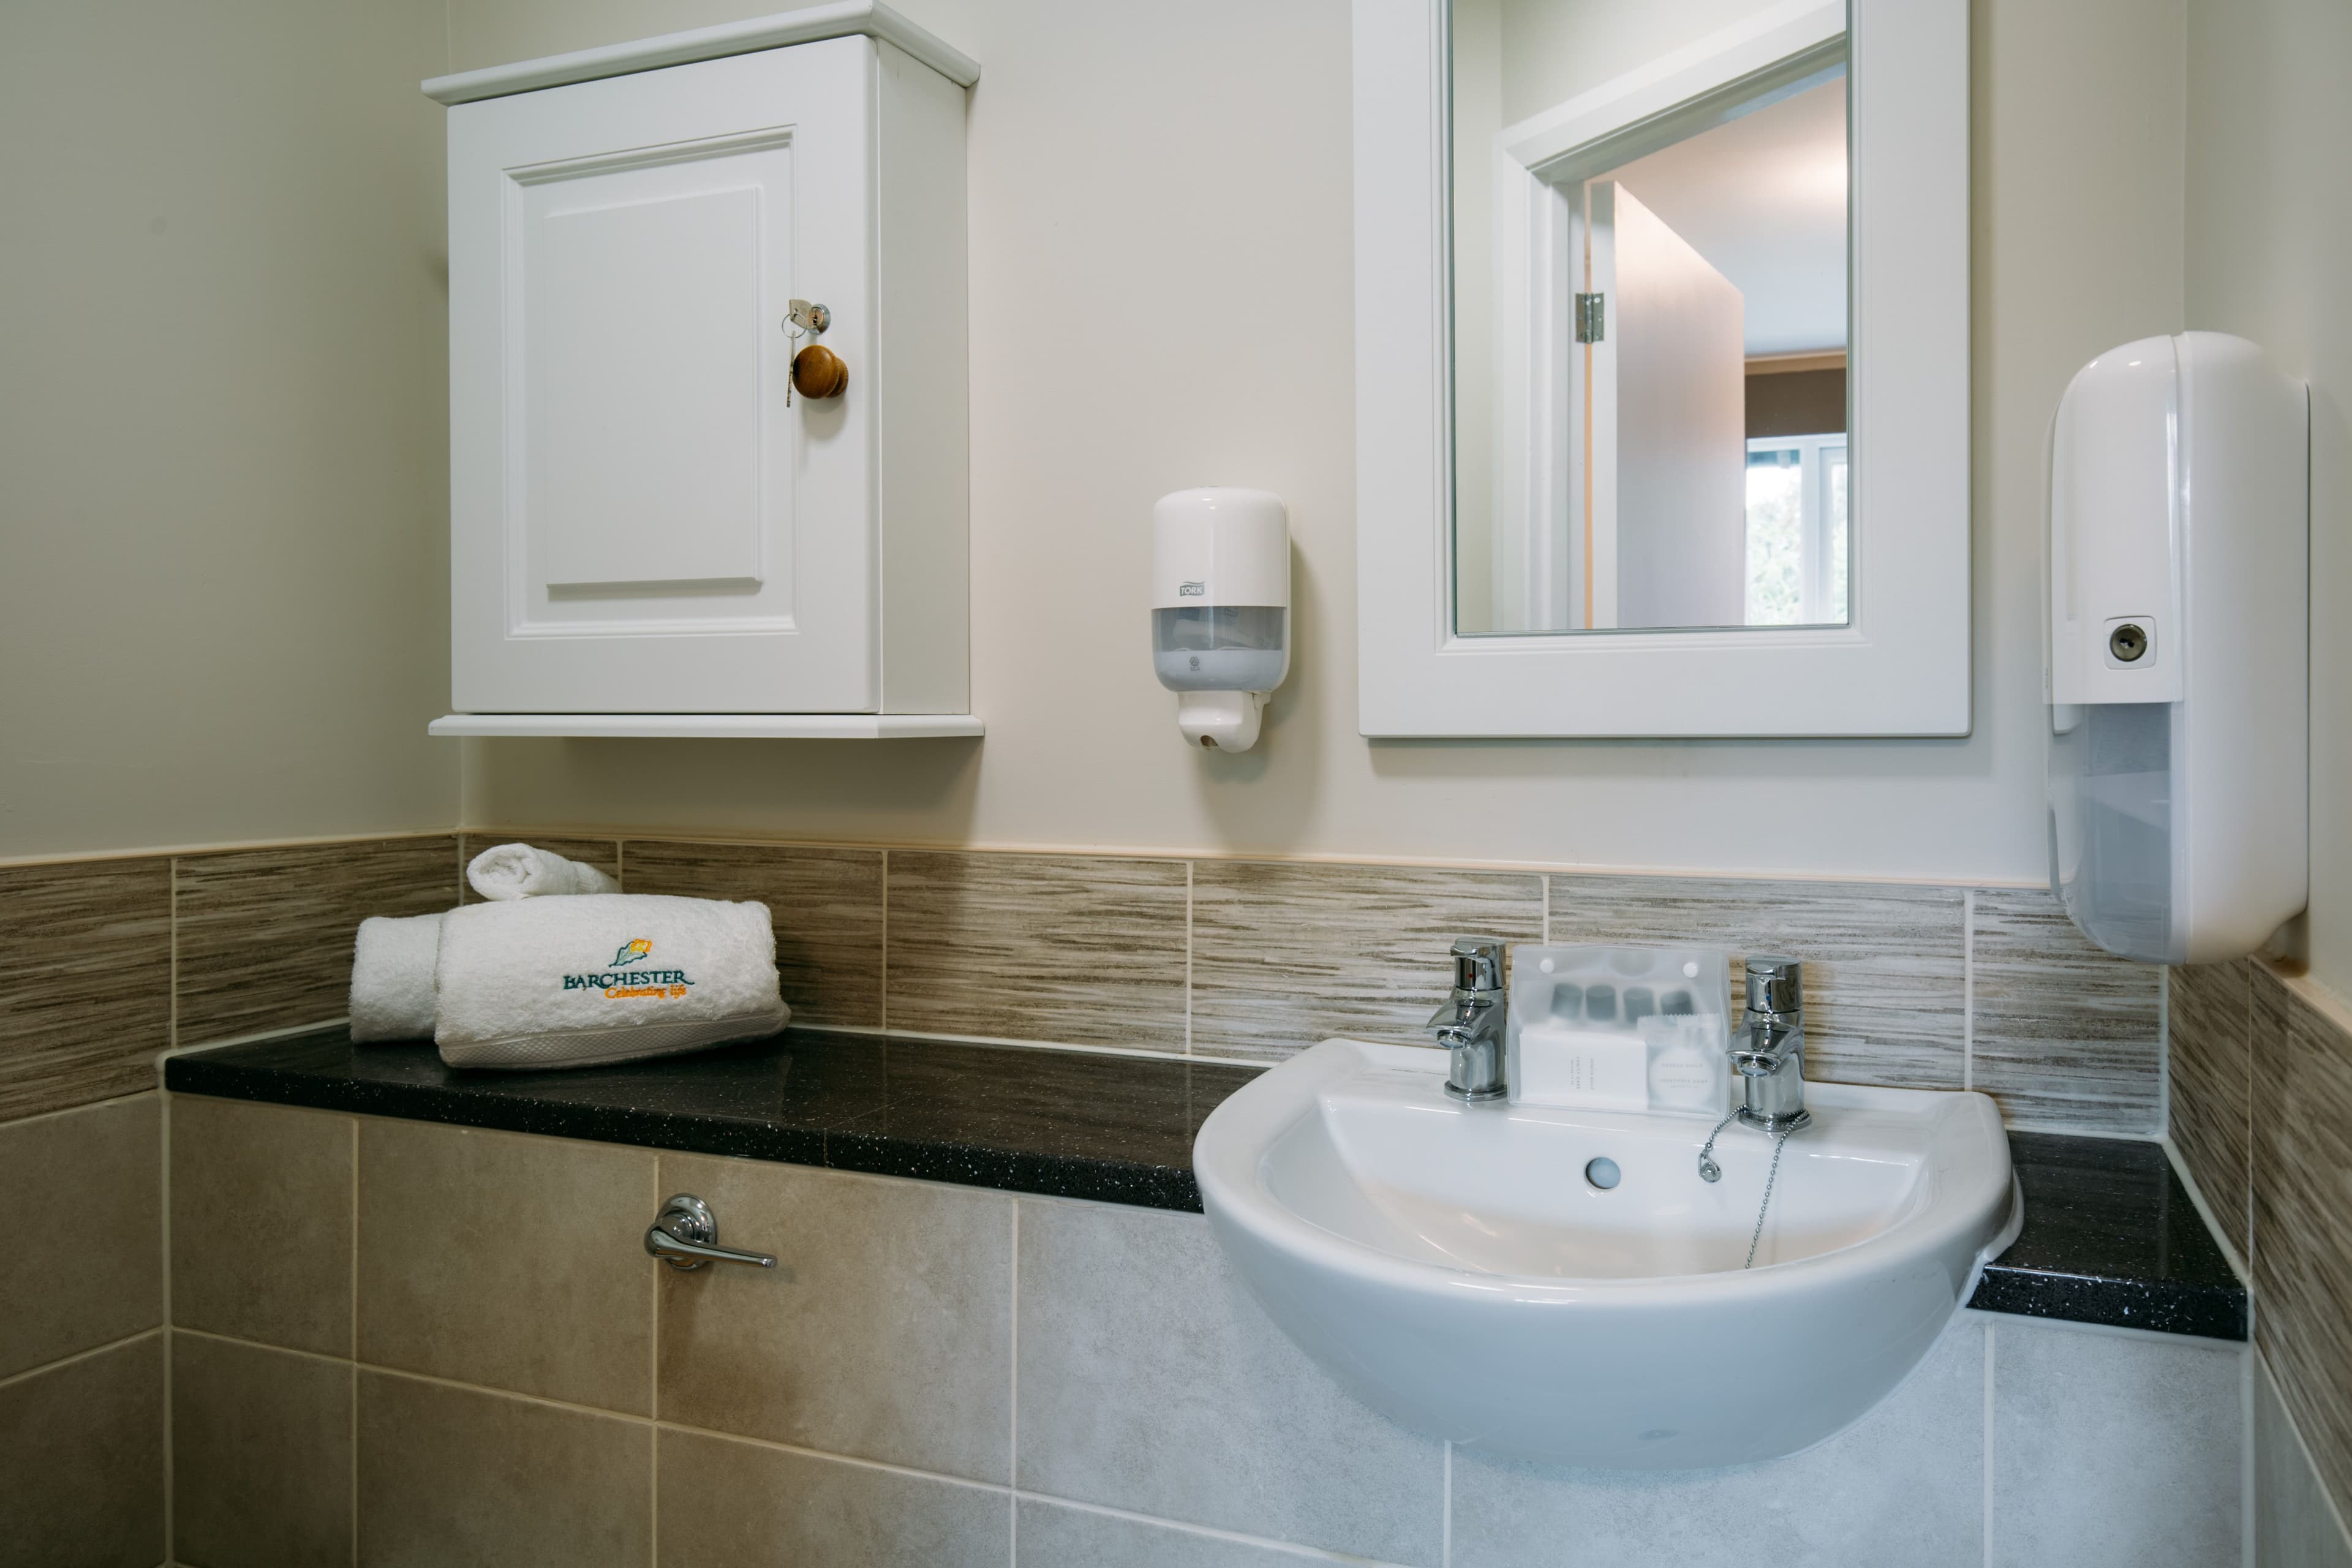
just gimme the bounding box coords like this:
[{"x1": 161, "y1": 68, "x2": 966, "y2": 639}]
[{"x1": 1696, "y1": 1113, "x2": 1796, "y2": 1270}]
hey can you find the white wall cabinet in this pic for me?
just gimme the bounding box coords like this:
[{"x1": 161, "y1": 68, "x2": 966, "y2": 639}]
[{"x1": 425, "y1": 8, "x2": 977, "y2": 735}]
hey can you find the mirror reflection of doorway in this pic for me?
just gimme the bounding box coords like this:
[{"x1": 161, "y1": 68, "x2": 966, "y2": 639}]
[{"x1": 1452, "y1": 2, "x2": 1849, "y2": 636}]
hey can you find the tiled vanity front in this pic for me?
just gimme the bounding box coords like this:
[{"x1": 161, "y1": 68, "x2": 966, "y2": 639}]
[{"x1": 164, "y1": 1030, "x2": 2257, "y2": 1568}]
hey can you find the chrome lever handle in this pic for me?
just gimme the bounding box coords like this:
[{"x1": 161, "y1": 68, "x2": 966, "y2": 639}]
[{"x1": 645, "y1": 1194, "x2": 775, "y2": 1272}]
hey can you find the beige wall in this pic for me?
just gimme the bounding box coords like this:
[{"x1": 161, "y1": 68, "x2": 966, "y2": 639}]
[
  {"x1": 2184, "y1": 0, "x2": 2352, "y2": 997},
  {"x1": 2, "y1": 0, "x2": 2201, "y2": 888},
  {"x1": 452, "y1": 0, "x2": 2188, "y2": 888},
  {"x1": 0, "y1": 0, "x2": 457, "y2": 859}
]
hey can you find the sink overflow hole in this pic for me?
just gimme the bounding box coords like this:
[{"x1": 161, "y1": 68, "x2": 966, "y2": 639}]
[{"x1": 1585, "y1": 1157, "x2": 1621, "y2": 1191}]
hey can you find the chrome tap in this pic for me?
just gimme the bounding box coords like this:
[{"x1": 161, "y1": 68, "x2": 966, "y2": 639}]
[
  {"x1": 1731, "y1": 957, "x2": 1811, "y2": 1135},
  {"x1": 1426, "y1": 937, "x2": 1509, "y2": 1101}
]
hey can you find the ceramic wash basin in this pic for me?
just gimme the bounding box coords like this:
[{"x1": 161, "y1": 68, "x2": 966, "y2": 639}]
[{"x1": 1193, "y1": 1038, "x2": 2019, "y2": 1470}]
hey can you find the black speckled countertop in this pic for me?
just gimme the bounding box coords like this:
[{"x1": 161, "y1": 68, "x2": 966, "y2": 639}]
[
  {"x1": 167, "y1": 1027, "x2": 1255, "y2": 1213},
  {"x1": 1966, "y1": 1131, "x2": 2245, "y2": 1340},
  {"x1": 167, "y1": 1028, "x2": 2247, "y2": 1340}
]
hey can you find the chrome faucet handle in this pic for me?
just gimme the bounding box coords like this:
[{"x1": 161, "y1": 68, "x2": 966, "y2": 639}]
[
  {"x1": 1743, "y1": 956, "x2": 1803, "y2": 1016},
  {"x1": 645, "y1": 1194, "x2": 777, "y2": 1272},
  {"x1": 1449, "y1": 936, "x2": 1508, "y2": 993}
]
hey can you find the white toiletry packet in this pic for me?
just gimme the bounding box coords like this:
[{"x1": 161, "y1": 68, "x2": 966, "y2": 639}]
[{"x1": 434, "y1": 894, "x2": 788, "y2": 1071}]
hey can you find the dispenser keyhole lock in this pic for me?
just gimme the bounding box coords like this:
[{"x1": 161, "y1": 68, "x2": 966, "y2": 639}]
[{"x1": 2108, "y1": 622, "x2": 2149, "y2": 663}]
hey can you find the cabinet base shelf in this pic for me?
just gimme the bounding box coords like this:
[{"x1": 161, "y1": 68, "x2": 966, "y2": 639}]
[{"x1": 429, "y1": 713, "x2": 983, "y2": 739}]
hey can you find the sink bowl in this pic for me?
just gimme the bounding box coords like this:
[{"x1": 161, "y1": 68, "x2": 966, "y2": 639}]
[{"x1": 1194, "y1": 1038, "x2": 2019, "y2": 1470}]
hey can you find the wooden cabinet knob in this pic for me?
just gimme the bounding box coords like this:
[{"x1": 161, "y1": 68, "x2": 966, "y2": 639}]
[{"x1": 791, "y1": 344, "x2": 848, "y2": 399}]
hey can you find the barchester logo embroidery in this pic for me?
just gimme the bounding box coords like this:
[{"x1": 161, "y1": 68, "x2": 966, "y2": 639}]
[{"x1": 564, "y1": 937, "x2": 695, "y2": 1001}]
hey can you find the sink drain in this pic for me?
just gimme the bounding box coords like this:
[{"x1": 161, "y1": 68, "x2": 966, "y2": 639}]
[{"x1": 1584, "y1": 1156, "x2": 1621, "y2": 1190}]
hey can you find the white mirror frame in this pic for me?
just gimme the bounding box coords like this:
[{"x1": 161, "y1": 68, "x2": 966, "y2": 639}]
[{"x1": 1355, "y1": 0, "x2": 1970, "y2": 737}]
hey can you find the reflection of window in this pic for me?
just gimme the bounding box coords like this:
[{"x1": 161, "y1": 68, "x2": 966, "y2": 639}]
[{"x1": 1744, "y1": 434, "x2": 1848, "y2": 625}]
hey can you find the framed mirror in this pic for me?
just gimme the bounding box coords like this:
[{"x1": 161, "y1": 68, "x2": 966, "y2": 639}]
[{"x1": 1355, "y1": 0, "x2": 1969, "y2": 736}]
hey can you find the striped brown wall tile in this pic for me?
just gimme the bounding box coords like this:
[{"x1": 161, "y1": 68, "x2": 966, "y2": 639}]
[
  {"x1": 0, "y1": 858, "x2": 172, "y2": 1121},
  {"x1": 456, "y1": 834, "x2": 621, "y2": 904},
  {"x1": 2168, "y1": 959, "x2": 2255, "y2": 1259},
  {"x1": 1191, "y1": 861, "x2": 1543, "y2": 1062},
  {"x1": 175, "y1": 837, "x2": 458, "y2": 1044},
  {"x1": 1548, "y1": 874, "x2": 1967, "y2": 1091},
  {"x1": 1970, "y1": 888, "x2": 2163, "y2": 1134},
  {"x1": 884, "y1": 851, "x2": 1186, "y2": 1051},
  {"x1": 2252, "y1": 965, "x2": 2352, "y2": 1529},
  {"x1": 623, "y1": 840, "x2": 884, "y2": 1029}
]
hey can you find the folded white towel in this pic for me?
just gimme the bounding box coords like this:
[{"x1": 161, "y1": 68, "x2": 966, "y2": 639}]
[
  {"x1": 349, "y1": 913, "x2": 447, "y2": 1042},
  {"x1": 434, "y1": 894, "x2": 788, "y2": 1070},
  {"x1": 465, "y1": 842, "x2": 619, "y2": 902}
]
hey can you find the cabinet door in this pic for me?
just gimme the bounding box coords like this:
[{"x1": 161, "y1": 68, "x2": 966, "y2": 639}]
[{"x1": 448, "y1": 38, "x2": 877, "y2": 712}]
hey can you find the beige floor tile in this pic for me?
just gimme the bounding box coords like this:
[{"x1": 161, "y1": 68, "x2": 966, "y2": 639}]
[
  {"x1": 886, "y1": 851, "x2": 1186, "y2": 1049},
  {"x1": 1191, "y1": 861, "x2": 1544, "y2": 1063},
  {"x1": 172, "y1": 1095, "x2": 353, "y2": 1355},
  {"x1": 2168, "y1": 959, "x2": 2253, "y2": 1258},
  {"x1": 1015, "y1": 1197, "x2": 1444, "y2": 1565},
  {"x1": 657, "y1": 1428, "x2": 1008, "y2": 1568},
  {"x1": 1549, "y1": 873, "x2": 1967, "y2": 1090},
  {"x1": 0, "y1": 857, "x2": 170, "y2": 1120},
  {"x1": 623, "y1": 840, "x2": 884, "y2": 1027},
  {"x1": 0, "y1": 1096, "x2": 159, "y2": 1378},
  {"x1": 173, "y1": 1331, "x2": 353, "y2": 1568},
  {"x1": 1990, "y1": 1318, "x2": 2242, "y2": 1567},
  {"x1": 358, "y1": 1118, "x2": 655, "y2": 1413},
  {"x1": 0, "y1": 1333, "x2": 164, "y2": 1568},
  {"x1": 175, "y1": 837, "x2": 458, "y2": 1044},
  {"x1": 658, "y1": 1155, "x2": 1012, "y2": 1482},
  {"x1": 1970, "y1": 887, "x2": 2163, "y2": 1133},
  {"x1": 358, "y1": 1371, "x2": 650, "y2": 1568},
  {"x1": 1451, "y1": 1322, "x2": 1983, "y2": 1568}
]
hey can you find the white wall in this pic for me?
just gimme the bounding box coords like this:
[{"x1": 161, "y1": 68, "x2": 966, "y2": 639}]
[
  {"x1": 0, "y1": 0, "x2": 458, "y2": 858},
  {"x1": 453, "y1": 0, "x2": 2190, "y2": 888},
  {"x1": 2184, "y1": 0, "x2": 2352, "y2": 997}
]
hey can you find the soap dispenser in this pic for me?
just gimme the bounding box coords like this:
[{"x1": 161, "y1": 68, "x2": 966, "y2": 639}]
[
  {"x1": 1151, "y1": 488, "x2": 1291, "y2": 751},
  {"x1": 2045, "y1": 331, "x2": 2308, "y2": 963}
]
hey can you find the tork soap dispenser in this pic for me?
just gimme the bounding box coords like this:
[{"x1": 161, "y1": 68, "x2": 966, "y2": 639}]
[
  {"x1": 2046, "y1": 331, "x2": 2308, "y2": 963},
  {"x1": 1152, "y1": 488, "x2": 1291, "y2": 751}
]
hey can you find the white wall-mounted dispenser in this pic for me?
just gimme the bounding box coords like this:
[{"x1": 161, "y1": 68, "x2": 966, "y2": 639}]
[
  {"x1": 1152, "y1": 488, "x2": 1291, "y2": 751},
  {"x1": 2046, "y1": 331, "x2": 2309, "y2": 963}
]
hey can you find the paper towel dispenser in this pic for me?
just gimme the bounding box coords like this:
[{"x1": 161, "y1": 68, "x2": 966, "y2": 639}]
[{"x1": 2045, "y1": 331, "x2": 2308, "y2": 963}]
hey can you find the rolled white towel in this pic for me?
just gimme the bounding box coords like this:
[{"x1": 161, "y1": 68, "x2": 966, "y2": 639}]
[
  {"x1": 465, "y1": 842, "x2": 619, "y2": 902},
  {"x1": 349, "y1": 913, "x2": 446, "y2": 1042},
  {"x1": 434, "y1": 894, "x2": 788, "y2": 1071}
]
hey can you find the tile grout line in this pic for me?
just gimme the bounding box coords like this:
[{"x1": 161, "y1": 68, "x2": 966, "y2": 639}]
[
  {"x1": 168, "y1": 858, "x2": 181, "y2": 1057},
  {"x1": 2241, "y1": 1340, "x2": 2256, "y2": 1568},
  {"x1": 0, "y1": 1326, "x2": 165, "y2": 1392},
  {"x1": 2239, "y1": 968, "x2": 2255, "y2": 1297},
  {"x1": 1008, "y1": 1199, "x2": 1020, "y2": 1561},
  {"x1": 1441, "y1": 1439, "x2": 1452, "y2": 1568},
  {"x1": 1183, "y1": 860, "x2": 1194, "y2": 1058},
  {"x1": 1008, "y1": 1490, "x2": 1420, "y2": 1566},
  {"x1": 2156, "y1": 966, "x2": 2171, "y2": 1145},
  {"x1": 1982, "y1": 1317, "x2": 1996, "y2": 1568},
  {"x1": 879, "y1": 849, "x2": 890, "y2": 1033},
  {"x1": 649, "y1": 1153, "x2": 660, "y2": 1567},
  {"x1": 350, "y1": 1115, "x2": 360, "y2": 1568},
  {"x1": 159, "y1": 893, "x2": 175, "y2": 1568},
  {"x1": 1962, "y1": 888, "x2": 1975, "y2": 1091}
]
